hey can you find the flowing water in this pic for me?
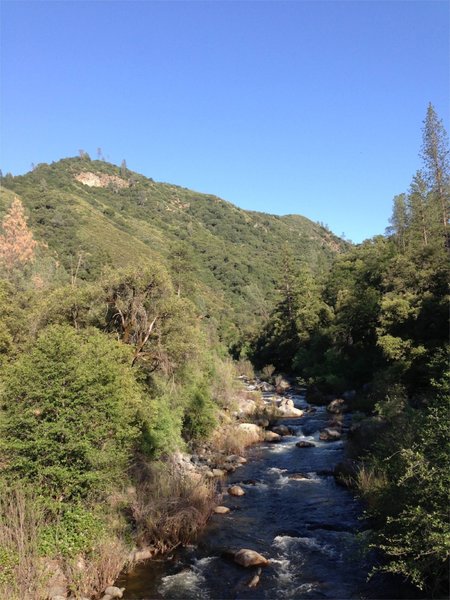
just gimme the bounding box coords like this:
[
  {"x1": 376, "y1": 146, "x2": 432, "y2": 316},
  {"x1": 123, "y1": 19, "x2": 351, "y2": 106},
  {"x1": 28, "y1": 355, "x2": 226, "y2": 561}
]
[{"x1": 119, "y1": 393, "x2": 409, "y2": 599}]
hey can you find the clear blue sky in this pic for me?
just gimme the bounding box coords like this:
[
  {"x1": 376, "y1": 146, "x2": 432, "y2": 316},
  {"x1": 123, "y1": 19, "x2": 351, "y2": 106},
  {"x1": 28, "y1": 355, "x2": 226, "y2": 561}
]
[{"x1": 1, "y1": 1, "x2": 448, "y2": 242}]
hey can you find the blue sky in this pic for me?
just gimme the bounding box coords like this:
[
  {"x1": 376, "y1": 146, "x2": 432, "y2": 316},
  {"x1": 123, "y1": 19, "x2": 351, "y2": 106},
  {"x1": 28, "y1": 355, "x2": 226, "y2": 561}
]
[{"x1": 1, "y1": 1, "x2": 448, "y2": 242}]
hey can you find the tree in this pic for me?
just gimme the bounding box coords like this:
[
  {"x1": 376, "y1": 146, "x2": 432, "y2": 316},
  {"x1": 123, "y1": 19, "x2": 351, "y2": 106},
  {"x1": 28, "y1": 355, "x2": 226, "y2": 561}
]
[
  {"x1": 121, "y1": 159, "x2": 127, "y2": 178},
  {"x1": 0, "y1": 197, "x2": 37, "y2": 273},
  {"x1": 407, "y1": 171, "x2": 430, "y2": 249},
  {"x1": 421, "y1": 103, "x2": 449, "y2": 232},
  {"x1": 388, "y1": 194, "x2": 409, "y2": 252},
  {"x1": 0, "y1": 325, "x2": 143, "y2": 502},
  {"x1": 101, "y1": 266, "x2": 199, "y2": 373}
]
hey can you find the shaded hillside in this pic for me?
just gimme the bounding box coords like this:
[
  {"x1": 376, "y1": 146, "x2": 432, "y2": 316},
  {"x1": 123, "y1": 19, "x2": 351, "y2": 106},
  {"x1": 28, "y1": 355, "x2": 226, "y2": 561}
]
[{"x1": 0, "y1": 157, "x2": 346, "y2": 342}]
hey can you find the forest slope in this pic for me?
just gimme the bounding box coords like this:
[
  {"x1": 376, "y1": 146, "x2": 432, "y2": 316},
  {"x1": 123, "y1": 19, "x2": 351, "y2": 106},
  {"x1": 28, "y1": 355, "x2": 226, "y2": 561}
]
[{"x1": 0, "y1": 157, "x2": 345, "y2": 342}]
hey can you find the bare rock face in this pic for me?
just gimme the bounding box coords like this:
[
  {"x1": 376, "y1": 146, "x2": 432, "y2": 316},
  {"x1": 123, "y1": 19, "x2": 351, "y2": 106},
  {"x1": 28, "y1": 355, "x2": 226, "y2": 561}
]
[
  {"x1": 234, "y1": 549, "x2": 269, "y2": 567},
  {"x1": 74, "y1": 171, "x2": 130, "y2": 189},
  {"x1": 228, "y1": 485, "x2": 245, "y2": 496}
]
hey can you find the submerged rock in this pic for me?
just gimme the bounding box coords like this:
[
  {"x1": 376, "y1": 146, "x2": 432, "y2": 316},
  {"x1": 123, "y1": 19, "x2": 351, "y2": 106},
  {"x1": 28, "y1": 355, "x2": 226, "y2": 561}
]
[
  {"x1": 234, "y1": 549, "x2": 269, "y2": 567},
  {"x1": 288, "y1": 473, "x2": 310, "y2": 480},
  {"x1": 296, "y1": 440, "x2": 316, "y2": 448},
  {"x1": 247, "y1": 567, "x2": 262, "y2": 587}
]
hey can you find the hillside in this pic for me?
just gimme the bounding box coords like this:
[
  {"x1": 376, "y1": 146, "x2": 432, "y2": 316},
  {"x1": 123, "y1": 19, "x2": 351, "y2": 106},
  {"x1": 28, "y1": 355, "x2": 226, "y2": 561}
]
[{"x1": 0, "y1": 156, "x2": 346, "y2": 343}]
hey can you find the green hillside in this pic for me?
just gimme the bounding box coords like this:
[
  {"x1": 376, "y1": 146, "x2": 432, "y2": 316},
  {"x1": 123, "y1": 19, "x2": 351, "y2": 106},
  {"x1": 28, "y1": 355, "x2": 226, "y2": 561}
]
[{"x1": 0, "y1": 156, "x2": 346, "y2": 343}]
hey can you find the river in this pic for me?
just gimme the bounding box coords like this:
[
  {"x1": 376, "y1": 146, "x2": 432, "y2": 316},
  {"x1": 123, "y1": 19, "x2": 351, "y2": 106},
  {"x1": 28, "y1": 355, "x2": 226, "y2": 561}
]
[{"x1": 118, "y1": 392, "x2": 412, "y2": 599}]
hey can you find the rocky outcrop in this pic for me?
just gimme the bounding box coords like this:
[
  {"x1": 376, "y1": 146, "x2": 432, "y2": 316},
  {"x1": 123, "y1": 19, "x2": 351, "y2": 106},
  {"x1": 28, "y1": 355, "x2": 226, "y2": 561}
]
[{"x1": 74, "y1": 171, "x2": 129, "y2": 189}]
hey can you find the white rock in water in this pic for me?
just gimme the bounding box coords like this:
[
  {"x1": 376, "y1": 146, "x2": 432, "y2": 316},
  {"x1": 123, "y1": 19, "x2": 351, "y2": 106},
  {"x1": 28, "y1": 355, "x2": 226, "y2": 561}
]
[
  {"x1": 234, "y1": 549, "x2": 269, "y2": 567},
  {"x1": 214, "y1": 505, "x2": 231, "y2": 514}
]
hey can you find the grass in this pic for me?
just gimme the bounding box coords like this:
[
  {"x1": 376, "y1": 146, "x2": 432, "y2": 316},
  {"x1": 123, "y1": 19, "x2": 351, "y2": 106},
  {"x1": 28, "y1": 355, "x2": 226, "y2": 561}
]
[
  {"x1": 130, "y1": 458, "x2": 216, "y2": 555},
  {"x1": 0, "y1": 487, "x2": 46, "y2": 600}
]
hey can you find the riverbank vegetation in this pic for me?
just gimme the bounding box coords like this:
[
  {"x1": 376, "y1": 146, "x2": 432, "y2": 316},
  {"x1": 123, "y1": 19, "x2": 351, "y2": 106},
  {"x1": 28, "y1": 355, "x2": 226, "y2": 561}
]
[
  {"x1": 0, "y1": 104, "x2": 448, "y2": 598},
  {"x1": 249, "y1": 104, "x2": 449, "y2": 596}
]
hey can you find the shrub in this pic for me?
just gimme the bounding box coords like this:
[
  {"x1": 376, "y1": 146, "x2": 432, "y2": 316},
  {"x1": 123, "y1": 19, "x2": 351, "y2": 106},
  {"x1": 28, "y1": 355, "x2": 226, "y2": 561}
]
[
  {"x1": 182, "y1": 384, "x2": 217, "y2": 441},
  {"x1": 0, "y1": 324, "x2": 143, "y2": 503}
]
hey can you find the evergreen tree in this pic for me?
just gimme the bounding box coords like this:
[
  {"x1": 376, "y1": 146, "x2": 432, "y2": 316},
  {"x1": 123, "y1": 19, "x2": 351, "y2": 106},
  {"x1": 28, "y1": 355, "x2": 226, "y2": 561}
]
[{"x1": 421, "y1": 103, "x2": 449, "y2": 233}]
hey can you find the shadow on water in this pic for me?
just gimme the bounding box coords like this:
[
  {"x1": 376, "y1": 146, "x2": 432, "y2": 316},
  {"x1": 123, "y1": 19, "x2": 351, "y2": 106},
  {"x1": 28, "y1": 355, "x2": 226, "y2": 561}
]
[{"x1": 118, "y1": 394, "x2": 421, "y2": 600}]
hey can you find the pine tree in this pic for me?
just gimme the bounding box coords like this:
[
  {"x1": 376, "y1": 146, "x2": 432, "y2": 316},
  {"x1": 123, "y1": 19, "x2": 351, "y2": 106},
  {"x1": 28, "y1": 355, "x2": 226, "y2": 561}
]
[
  {"x1": 421, "y1": 103, "x2": 449, "y2": 232},
  {"x1": 407, "y1": 171, "x2": 430, "y2": 249},
  {"x1": 389, "y1": 194, "x2": 409, "y2": 252}
]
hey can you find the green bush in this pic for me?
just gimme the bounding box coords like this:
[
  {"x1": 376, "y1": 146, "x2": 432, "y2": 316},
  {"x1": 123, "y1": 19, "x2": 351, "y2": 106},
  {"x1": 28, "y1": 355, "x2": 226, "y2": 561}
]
[
  {"x1": 0, "y1": 324, "x2": 143, "y2": 503},
  {"x1": 140, "y1": 393, "x2": 184, "y2": 458},
  {"x1": 182, "y1": 384, "x2": 217, "y2": 441}
]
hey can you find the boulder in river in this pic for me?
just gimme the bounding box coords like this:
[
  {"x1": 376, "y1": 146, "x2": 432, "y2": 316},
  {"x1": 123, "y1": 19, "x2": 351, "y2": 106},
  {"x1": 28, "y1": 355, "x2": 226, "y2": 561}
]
[
  {"x1": 214, "y1": 505, "x2": 231, "y2": 514},
  {"x1": 234, "y1": 549, "x2": 269, "y2": 567},
  {"x1": 228, "y1": 485, "x2": 245, "y2": 496},
  {"x1": 237, "y1": 423, "x2": 263, "y2": 444},
  {"x1": 296, "y1": 440, "x2": 316, "y2": 448},
  {"x1": 272, "y1": 424, "x2": 292, "y2": 436},
  {"x1": 319, "y1": 428, "x2": 341, "y2": 441},
  {"x1": 264, "y1": 431, "x2": 282, "y2": 442},
  {"x1": 277, "y1": 399, "x2": 304, "y2": 418},
  {"x1": 326, "y1": 398, "x2": 349, "y2": 414},
  {"x1": 288, "y1": 473, "x2": 310, "y2": 480}
]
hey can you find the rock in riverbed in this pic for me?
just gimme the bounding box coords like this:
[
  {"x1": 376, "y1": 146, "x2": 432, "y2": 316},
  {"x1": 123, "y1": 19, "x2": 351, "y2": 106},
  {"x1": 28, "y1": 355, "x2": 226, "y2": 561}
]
[
  {"x1": 272, "y1": 424, "x2": 293, "y2": 436},
  {"x1": 319, "y1": 428, "x2": 341, "y2": 441},
  {"x1": 296, "y1": 440, "x2": 316, "y2": 448},
  {"x1": 264, "y1": 431, "x2": 281, "y2": 442},
  {"x1": 214, "y1": 505, "x2": 231, "y2": 514},
  {"x1": 234, "y1": 549, "x2": 269, "y2": 567},
  {"x1": 327, "y1": 398, "x2": 349, "y2": 414},
  {"x1": 228, "y1": 485, "x2": 245, "y2": 496}
]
